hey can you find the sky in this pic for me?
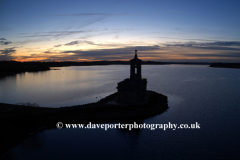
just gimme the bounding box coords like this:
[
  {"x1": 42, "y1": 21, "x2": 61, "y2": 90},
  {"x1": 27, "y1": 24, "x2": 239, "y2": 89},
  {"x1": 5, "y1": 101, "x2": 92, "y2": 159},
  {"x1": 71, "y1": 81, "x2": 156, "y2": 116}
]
[{"x1": 0, "y1": 0, "x2": 240, "y2": 62}]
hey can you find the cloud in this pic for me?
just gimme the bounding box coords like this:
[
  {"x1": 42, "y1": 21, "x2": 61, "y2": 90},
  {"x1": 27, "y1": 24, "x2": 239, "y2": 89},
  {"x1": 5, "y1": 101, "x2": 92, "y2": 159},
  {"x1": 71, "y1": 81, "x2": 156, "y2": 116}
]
[
  {"x1": 54, "y1": 44, "x2": 62, "y2": 47},
  {"x1": 45, "y1": 13, "x2": 129, "y2": 17},
  {"x1": 63, "y1": 40, "x2": 97, "y2": 46},
  {"x1": 156, "y1": 37, "x2": 214, "y2": 42},
  {"x1": 19, "y1": 25, "x2": 129, "y2": 44},
  {"x1": 183, "y1": 52, "x2": 240, "y2": 58},
  {"x1": 165, "y1": 41, "x2": 240, "y2": 52},
  {"x1": 63, "y1": 45, "x2": 160, "y2": 54},
  {"x1": 60, "y1": 42, "x2": 240, "y2": 61},
  {"x1": 0, "y1": 38, "x2": 12, "y2": 45},
  {"x1": 206, "y1": 41, "x2": 240, "y2": 46},
  {"x1": 19, "y1": 28, "x2": 103, "y2": 41},
  {"x1": 0, "y1": 55, "x2": 15, "y2": 60},
  {"x1": 65, "y1": 40, "x2": 79, "y2": 46},
  {"x1": 20, "y1": 31, "x2": 87, "y2": 38},
  {"x1": 1, "y1": 41, "x2": 12, "y2": 45},
  {"x1": 84, "y1": 41, "x2": 95, "y2": 45},
  {"x1": 32, "y1": 45, "x2": 164, "y2": 61},
  {"x1": 0, "y1": 47, "x2": 16, "y2": 55},
  {"x1": 154, "y1": 10, "x2": 189, "y2": 15},
  {"x1": 61, "y1": 45, "x2": 161, "y2": 60},
  {"x1": 50, "y1": 40, "x2": 97, "y2": 50},
  {"x1": 10, "y1": 42, "x2": 240, "y2": 62}
]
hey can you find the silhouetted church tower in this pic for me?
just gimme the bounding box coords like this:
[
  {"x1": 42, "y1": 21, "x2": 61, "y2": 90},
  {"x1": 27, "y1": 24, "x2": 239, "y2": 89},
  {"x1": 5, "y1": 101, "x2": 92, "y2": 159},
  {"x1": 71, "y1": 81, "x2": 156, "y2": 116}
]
[
  {"x1": 117, "y1": 50, "x2": 147, "y2": 103},
  {"x1": 130, "y1": 50, "x2": 142, "y2": 80}
]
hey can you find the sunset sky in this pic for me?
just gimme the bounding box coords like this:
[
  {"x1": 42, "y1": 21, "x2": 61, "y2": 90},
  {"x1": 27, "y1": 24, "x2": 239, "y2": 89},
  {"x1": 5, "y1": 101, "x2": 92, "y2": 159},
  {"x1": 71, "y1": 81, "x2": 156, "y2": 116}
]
[{"x1": 0, "y1": 0, "x2": 240, "y2": 62}]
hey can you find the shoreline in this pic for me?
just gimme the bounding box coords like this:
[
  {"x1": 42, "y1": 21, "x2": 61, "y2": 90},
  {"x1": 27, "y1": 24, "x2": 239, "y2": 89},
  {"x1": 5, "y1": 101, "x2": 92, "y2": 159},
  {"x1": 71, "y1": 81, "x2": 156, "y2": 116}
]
[
  {"x1": 0, "y1": 60, "x2": 212, "y2": 79},
  {"x1": 0, "y1": 90, "x2": 168, "y2": 158},
  {"x1": 2, "y1": 61, "x2": 239, "y2": 80},
  {"x1": 210, "y1": 63, "x2": 240, "y2": 69}
]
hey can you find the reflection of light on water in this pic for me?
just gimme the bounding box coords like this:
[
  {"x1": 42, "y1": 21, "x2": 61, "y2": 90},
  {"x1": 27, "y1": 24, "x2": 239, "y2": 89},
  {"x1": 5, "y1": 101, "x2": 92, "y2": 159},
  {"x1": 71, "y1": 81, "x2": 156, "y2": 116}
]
[{"x1": 0, "y1": 66, "x2": 119, "y2": 107}]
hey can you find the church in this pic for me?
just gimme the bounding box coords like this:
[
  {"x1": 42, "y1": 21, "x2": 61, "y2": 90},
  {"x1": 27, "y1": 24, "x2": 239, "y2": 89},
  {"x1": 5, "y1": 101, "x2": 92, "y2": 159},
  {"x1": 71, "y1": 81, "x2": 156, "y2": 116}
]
[{"x1": 117, "y1": 50, "x2": 147, "y2": 103}]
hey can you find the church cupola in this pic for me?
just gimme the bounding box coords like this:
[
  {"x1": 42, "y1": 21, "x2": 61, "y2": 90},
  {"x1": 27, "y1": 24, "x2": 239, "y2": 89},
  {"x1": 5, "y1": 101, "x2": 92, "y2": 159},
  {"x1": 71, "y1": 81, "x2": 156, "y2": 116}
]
[{"x1": 130, "y1": 50, "x2": 142, "y2": 80}]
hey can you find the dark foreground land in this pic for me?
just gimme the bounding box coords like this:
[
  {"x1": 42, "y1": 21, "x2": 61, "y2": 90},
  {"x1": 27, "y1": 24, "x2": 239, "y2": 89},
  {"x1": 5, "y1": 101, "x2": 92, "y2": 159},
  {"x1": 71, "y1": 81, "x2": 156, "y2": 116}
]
[{"x1": 0, "y1": 91, "x2": 168, "y2": 158}]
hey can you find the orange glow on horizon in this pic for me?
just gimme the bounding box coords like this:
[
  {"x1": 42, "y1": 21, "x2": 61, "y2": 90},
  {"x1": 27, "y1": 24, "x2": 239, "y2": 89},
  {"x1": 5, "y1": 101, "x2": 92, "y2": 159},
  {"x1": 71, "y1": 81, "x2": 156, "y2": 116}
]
[{"x1": 16, "y1": 57, "x2": 48, "y2": 62}]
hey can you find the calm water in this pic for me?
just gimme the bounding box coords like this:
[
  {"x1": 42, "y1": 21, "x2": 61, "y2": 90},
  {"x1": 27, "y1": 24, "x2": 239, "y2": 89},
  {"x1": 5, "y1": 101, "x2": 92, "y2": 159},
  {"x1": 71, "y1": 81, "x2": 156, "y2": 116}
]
[{"x1": 1, "y1": 65, "x2": 240, "y2": 159}]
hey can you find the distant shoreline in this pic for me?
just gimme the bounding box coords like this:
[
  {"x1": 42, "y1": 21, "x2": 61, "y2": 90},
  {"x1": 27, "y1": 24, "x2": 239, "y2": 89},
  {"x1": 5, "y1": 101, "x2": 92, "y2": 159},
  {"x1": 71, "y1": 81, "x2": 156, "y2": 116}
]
[
  {"x1": 0, "y1": 60, "x2": 212, "y2": 78},
  {"x1": 2, "y1": 61, "x2": 240, "y2": 79},
  {"x1": 209, "y1": 63, "x2": 240, "y2": 69},
  {"x1": 0, "y1": 61, "x2": 50, "y2": 78},
  {"x1": 0, "y1": 90, "x2": 168, "y2": 158}
]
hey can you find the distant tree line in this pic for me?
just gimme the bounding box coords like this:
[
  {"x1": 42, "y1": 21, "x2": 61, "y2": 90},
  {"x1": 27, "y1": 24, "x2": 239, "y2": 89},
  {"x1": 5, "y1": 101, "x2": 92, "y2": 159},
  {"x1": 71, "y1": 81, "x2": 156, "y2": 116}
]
[
  {"x1": 0, "y1": 60, "x2": 50, "y2": 73},
  {"x1": 0, "y1": 60, "x2": 218, "y2": 78},
  {"x1": 0, "y1": 60, "x2": 168, "y2": 72},
  {"x1": 210, "y1": 63, "x2": 240, "y2": 69}
]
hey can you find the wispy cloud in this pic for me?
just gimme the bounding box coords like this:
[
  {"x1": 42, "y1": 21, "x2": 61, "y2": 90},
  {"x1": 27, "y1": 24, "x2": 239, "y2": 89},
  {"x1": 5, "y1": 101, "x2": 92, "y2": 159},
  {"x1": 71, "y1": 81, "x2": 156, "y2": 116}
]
[
  {"x1": 20, "y1": 31, "x2": 88, "y2": 38},
  {"x1": 17, "y1": 30, "x2": 96, "y2": 45},
  {"x1": 156, "y1": 37, "x2": 214, "y2": 42},
  {"x1": 154, "y1": 10, "x2": 189, "y2": 15},
  {"x1": 165, "y1": 41, "x2": 240, "y2": 52},
  {"x1": 63, "y1": 40, "x2": 96, "y2": 46},
  {"x1": 183, "y1": 52, "x2": 240, "y2": 58},
  {"x1": 19, "y1": 27, "x2": 125, "y2": 39},
  {"x1": 206, "y1": 41, "x2": 240, "y2": 46},
  {"x1": 19, "y1": 27, "x2": 107, "y2": 42},
  {"x1": 44, "y1": 13, "x2": 130, "y2": 17}
]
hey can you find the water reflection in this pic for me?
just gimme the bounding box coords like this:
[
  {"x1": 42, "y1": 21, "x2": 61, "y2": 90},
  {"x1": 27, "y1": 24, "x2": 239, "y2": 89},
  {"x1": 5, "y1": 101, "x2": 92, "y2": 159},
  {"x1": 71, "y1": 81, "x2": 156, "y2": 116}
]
[
  {"x1": 0, "y1": 66, "x2": 123, "y2": 107},
  {"x1": 117, "y1": 121, "x2": 143, "y2": 147}
]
